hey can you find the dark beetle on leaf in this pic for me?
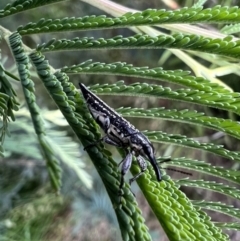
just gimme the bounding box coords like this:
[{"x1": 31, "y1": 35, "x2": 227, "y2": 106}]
[{"x1": 79, "y1": 83, "x2": 162, "y2": 196}]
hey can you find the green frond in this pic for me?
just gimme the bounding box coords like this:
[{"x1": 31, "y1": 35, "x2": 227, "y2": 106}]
[
  {"x1": 0, "y1": 93, "x2": 9, "y2": 115},
  {"x1": 221, "y1": 23, "x2": 240, "y2": 34},
  {"x1": 9, "y1": 32, "x2": 61, "y2": 192},
  {"x1": 161, "y1": 157, "x2": 239, "y2": 184},
  {"x1": 192, "y1": 0, "x2": 207, "y2": 8},
  {"x1": 34, "y1": 34, "x2": 240, "y2": 59},
  {"x1": 91, "y1": 81, "x2": 240, "y2": 115},
  {"x1": 0, "y1": 0, "x2": 65, "y2": 18},
  {"x1": 146, "y1": 131, "x2": 240, "y2": 163},
  {"x1": 192, "y1": 200, "x2": 240, "y2": 220},
  {"x1": 29, "y1": 52, "x2": 151, "y2": 241},
  {"x1": 38, "y1": 134, "x2": 62, "y2": 191},
  {"x1": 0, "y1": 93, "x2": 10, "y2": 153},
  {"x1": 131, "y1": 164, "x2": 228, "y2": 241},
  {"x1": 2, "y1": 69, "x2": 20, "y2": 82},
  {"x1": 17, "y1": 6, "x2": 240, "y2": 35},
  {"x1": 0, "y1": 63, "x2": 19, "y2": 149},
  {"x1": 118, "y1": 107, "x2": 240, "y2": 140},
  {"x1": 9, "y1": 33, "x2": 45, "y2": 134},
  {"x1": 61, "y1": 61, "x2": 230, "y2": 93},
  {"x1": 215, "y1": 222, "x2": 240, "y2": 231},
  {"x1": 177, "y1": 179, "x2": 240, "y2": 200}
]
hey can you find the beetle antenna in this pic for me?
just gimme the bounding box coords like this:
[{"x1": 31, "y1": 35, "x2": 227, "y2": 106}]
[
  {"x1": 157, "y1": 158, "x2": 192, "y2": 176},
  {"x1": 161, "y1": 167, "x2": 192, "y2": 176},
  {"x1": 158, "y1": 157, "x2": 172, "y2": 164}
]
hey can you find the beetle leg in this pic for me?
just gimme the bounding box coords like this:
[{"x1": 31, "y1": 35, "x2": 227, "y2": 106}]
[
  {"x1": 129, "y1": 155, "x2": 147, "y2": 185},
  {"x1": 117, "y1": 149, "x2": 130, "y2": 167},
  {"x1": 118, "y1": 151, "x2": 133, "y2": 198},
  {"x1": 84, "y1": 137, "x2": 104, "y2": 150},
  {"x1": 84, "y1": 136, "x2": 122, "y2": 150},
  {"x1": 103, "y1": 136, "x2": 123, "y2": 147}
]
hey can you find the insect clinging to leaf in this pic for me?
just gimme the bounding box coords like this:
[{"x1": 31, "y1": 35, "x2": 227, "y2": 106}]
[{"x1": 79, "y1": 83, "x2": 162, "y2": 195}]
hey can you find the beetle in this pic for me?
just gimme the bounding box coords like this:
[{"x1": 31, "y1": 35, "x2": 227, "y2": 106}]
[{"x1": 79, "y1": 83, "x2": 162, "y2": 196}]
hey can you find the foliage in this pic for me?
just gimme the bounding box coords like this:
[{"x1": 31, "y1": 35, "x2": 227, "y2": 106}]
[{"x1": 0, "y1": 0, "x2": 240, "y2": 241}]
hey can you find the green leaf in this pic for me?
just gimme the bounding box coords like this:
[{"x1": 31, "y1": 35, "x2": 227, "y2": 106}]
[
  {"x1": 162, "y1": 157, "x2": 240, "y2": 184},
  {"x1": 9, "y1": 32, "x2": 62, "y2": 192},
  {"x1": 146, "y1": 131, "x2": 240, "y2": 163},
  {"x1": 91, "y1": 82, "x2": 240, "y2": 115},
  {"x1": 192, "y1": 200, "x2": 240, "y2": 220},
  {"x1": 34, "y1": 34, "x2": 240, "y2": 58},
  {"x1": 0, "y1": 0, "x2": 66, "y2": 18},
  {"x1": 117, "y1": 107, "x2": 240, "y2": 140},
  {"x1": 17, "y1": 6, "x2": 240, "y2": 35},
  {"x1": 61, "y1": 60, "x2": 230, "y2": 94},
  {"x1": 177, "y1": 179, "x2": 240, "y2": 200}
]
